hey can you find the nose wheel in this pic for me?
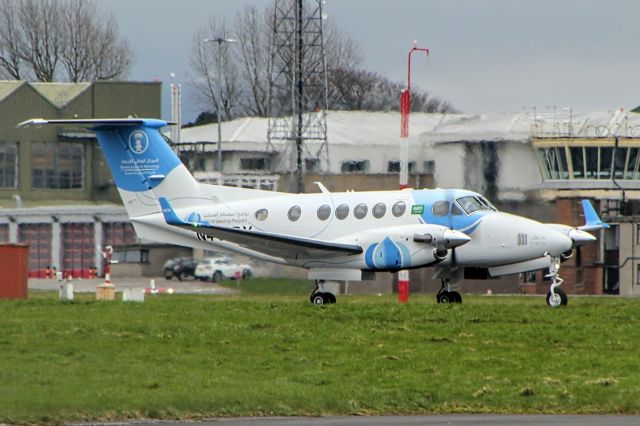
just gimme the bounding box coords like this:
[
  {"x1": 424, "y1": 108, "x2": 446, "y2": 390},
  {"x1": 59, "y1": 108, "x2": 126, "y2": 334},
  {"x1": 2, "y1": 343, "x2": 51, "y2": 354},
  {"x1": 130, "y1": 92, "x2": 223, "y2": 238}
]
[
  {"x1": 310, "y1": 280, "x2": 336, "y2": 305},
  {"x1": 545, "y1": 256, "x2": 568, "y2": 307},
  {"x1": 436, "y1": 279, "x2": 462, "y2": 304}
]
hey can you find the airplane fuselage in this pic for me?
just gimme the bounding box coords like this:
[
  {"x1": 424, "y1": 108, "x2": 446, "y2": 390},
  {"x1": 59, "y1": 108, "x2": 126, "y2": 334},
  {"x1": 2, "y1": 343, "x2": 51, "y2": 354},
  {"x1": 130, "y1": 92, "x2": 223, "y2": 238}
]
[{"x1": 142, "y1": 187, "x2": 573, "y2": 273}]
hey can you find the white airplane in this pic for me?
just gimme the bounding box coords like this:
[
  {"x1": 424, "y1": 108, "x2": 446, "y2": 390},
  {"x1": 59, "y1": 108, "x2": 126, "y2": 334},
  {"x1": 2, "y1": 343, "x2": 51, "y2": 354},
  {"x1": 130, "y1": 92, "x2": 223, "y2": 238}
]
[{"x1": 19, "y1": 118, "x2": 609, "y2": 307}]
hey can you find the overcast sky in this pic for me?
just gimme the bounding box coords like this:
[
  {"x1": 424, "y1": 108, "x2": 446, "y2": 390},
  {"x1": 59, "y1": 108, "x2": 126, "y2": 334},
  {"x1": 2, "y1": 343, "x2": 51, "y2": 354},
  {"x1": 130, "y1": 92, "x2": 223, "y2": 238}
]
[{"x1": 106, "y1": 0, "x2": 640, "y2": 122}]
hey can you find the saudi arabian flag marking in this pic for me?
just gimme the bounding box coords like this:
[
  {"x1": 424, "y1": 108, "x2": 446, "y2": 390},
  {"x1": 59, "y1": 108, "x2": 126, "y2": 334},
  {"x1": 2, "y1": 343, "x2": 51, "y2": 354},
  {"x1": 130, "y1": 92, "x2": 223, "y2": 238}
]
[{"x1": 411, "y1": 205, "x2": 424, "y2": 215}]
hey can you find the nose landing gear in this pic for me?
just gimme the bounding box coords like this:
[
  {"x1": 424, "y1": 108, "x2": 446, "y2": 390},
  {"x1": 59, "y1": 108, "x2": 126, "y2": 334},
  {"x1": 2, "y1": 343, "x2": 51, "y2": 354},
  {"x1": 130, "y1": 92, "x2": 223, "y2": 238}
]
[
  {"x1": 309, "y1": 280, "x2": 336, "y2": 305},
  {"x1": 545, "y1": 257, "x2": 568, "y2": 307}
]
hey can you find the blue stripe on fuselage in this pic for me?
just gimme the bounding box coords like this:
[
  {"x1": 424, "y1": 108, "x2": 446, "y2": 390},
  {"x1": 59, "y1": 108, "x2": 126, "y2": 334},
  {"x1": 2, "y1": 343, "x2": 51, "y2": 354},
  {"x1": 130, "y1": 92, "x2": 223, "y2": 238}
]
[{"x1": 411, "y1": 189, "x2": 494, "y2": 234}]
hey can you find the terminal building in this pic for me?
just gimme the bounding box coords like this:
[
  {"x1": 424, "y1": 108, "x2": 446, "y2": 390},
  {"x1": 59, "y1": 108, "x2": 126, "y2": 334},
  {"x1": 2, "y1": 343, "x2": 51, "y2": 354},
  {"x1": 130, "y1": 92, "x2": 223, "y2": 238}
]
[{"x1": 1, "y1": 79, "x2": 638, "y2": 296}]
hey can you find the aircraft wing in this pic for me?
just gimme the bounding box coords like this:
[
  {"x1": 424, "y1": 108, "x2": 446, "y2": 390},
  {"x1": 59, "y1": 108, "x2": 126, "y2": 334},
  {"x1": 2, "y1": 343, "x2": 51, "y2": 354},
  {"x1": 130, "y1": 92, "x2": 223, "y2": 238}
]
[{"x1": 158, "y1": 197, "x2": 363, "y2": 259}]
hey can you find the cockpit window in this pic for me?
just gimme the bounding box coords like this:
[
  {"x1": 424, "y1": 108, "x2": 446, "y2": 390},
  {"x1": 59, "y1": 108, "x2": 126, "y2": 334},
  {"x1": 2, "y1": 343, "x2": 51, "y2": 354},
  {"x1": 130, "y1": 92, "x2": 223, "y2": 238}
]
[
  {"x1": 479, "y1": 196, "x2": 497, "y2": 211},
  {"x1": 432, "y1": 200, "x2": 450, "y2": 216},
  {"x1": 451, "y1": 203, "x2": 464, "y2": 216},
  {"x1": 456, "y1": 196, "x2": 494, "y2": 215}
]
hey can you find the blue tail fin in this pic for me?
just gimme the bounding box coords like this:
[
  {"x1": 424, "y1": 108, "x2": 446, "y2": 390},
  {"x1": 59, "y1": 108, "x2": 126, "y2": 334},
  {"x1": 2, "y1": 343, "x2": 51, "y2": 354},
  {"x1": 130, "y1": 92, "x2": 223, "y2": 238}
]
[
  {"x1": 18, "y1": 118, "x2": 201, "y2": 217},
  {"x1": 579, "y1": 199, "x2": 609, "y2": 231}
]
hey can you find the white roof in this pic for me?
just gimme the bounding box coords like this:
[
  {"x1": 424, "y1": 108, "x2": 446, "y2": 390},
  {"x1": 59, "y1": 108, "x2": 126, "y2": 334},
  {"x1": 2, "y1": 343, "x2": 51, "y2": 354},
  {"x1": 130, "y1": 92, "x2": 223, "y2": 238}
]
[{"x1": 178, "y1": 109, "x2": 640, "y2": 150}]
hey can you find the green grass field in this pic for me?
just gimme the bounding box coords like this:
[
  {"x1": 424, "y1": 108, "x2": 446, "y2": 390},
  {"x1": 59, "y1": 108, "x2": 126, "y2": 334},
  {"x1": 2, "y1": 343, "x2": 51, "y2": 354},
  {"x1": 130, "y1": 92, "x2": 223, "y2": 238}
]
[{"x1": 1, "y1": 281, "x2": 639, "y2": 424}]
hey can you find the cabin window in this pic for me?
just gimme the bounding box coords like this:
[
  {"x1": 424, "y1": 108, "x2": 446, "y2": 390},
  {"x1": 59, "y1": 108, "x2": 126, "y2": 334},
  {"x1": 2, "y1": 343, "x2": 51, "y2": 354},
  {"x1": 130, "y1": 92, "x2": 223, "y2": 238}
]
[
  {"x1": 432, "y1": 200, "x2": 450, "y2": 216},
  {"x1": 255, "y1": 208, "x2": 268, "y2": 221},
  {"x1": 335, "y1": 204, "x2": 349, "y2": 220},
  {"x1": 392, "y1": 201, "x2": 406, "y2": 217},
  {"x1": 372, "y1": 202, "x2": 386, "y2": 218},
  {"x1": 317, "y1": 204, "x2": 331, "y2": 221},
  {"x1": 353, "y1": 203, "x2": 368, "y2": 219},
  {"x1": 288, "y1": 205, "x2": 301, "y2": 222}
]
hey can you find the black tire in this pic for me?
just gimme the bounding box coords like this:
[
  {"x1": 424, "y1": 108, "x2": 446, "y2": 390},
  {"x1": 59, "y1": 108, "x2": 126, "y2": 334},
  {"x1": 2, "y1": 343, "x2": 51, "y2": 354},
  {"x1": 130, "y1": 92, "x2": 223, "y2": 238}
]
[
  {"x1": 437, "y1": 291, "x2": 452, "y2": 304},
  {"x1": 213, "y1": 271, "x2": 223, "y2": 283},
  {"x1": 178, "y1": 272, "x2": 186, "y2": 281},
  {"x1": 165, "y1": 275, "x2": 173, "y2": 280},
  {"x1": 323, "y1": 292, "x2": 336, "y2": 304},
  {"x1": 311, "y1": 293, "x2": 325, "y2": 305},
  {"x1": 546, "y1": 287, "x2": 568, "y2": 307},
  {"x1": 450, "y1": 291, "x2": 462, "y2": 304}
]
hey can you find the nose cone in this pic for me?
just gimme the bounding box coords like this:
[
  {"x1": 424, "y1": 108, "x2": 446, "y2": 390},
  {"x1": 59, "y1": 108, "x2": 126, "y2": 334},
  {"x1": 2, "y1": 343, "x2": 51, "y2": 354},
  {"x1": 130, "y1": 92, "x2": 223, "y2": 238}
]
[
  {"x1": 442, "y1": 229, "x2": 472, "y2": 249},
  {"x1": 568, "y1": 229, "x2": 597, "y2": 246}
]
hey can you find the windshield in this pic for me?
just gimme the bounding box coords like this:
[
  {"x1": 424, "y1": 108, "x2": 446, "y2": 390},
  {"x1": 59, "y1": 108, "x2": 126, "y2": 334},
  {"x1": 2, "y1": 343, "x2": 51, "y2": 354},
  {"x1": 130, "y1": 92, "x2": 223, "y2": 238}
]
[{"x1": 456, "y1": 196, "x2": 496, "y2": 215}]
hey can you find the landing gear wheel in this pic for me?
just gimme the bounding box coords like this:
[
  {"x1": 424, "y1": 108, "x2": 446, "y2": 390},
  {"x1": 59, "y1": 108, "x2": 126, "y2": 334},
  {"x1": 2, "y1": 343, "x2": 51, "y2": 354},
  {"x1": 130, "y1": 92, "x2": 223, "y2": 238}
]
[
  {"x1": 311, "y1": 293, "x2": 325, "y2": 305},
  {"x1": 324, "y1": 292, "x2": 336, "y2": 304},
  {"x1": 309, "y1": 280, "x2": 337, "y2": 305},
  {"x1": 436, "y1": 278, "x2": 462, "y2": 304},
  {"x1": 449, "y1": 291, "x2": 462, "y2": 304},
  {"x1": 546, "y1": 287, "x2": 568, "y2": 307},
  {"x1": 437, "y1": 291, "x2": 452, "y2": 304},
  {"x1": 545, "y1": 256, "x2": 567, "y2": 308}
]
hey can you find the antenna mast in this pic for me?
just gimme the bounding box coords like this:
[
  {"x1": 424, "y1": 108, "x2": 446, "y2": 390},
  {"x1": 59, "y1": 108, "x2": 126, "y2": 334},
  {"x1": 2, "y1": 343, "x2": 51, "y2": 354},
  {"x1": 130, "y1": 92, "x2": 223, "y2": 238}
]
[{"x1": 267, "y1": 0, "x2": 329, "y2": 193}]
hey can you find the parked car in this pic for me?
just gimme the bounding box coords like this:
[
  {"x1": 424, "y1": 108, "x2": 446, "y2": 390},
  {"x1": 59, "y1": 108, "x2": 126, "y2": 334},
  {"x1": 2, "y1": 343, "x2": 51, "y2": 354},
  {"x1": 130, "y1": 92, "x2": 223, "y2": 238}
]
[
  {"x1": 163, "y1": 257, "x2": 199, "y2": 281},
  {"x1": 195, "y1": 257, "x2": 253, "y2": 282}
]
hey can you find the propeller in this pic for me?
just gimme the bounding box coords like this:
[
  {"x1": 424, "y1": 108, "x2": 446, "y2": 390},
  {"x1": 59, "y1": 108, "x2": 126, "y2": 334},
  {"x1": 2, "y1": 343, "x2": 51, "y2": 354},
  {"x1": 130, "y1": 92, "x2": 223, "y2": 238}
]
[{"x1": 447, "y1": 189, "x2": 458, "y2": 268}]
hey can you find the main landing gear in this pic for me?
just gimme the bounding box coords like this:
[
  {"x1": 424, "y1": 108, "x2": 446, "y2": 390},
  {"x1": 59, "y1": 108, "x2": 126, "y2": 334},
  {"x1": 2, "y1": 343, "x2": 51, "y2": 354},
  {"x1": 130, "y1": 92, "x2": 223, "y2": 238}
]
[
  {"x1": 309, "y1": 280, "x2": 336, "y2": 305},
  {"x1": 437, "y1": 278, "x2": 462, "y2": 304},
  {"x1": 546, "y1": 256, "x2": 568, "y2": 308}
]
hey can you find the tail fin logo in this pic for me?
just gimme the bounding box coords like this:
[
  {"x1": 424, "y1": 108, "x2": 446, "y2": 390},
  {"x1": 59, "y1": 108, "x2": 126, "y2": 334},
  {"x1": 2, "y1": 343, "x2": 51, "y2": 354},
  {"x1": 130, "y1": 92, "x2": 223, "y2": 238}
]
[{"x1": 129, "y1": 130, "x2": 149, "y2": 154}]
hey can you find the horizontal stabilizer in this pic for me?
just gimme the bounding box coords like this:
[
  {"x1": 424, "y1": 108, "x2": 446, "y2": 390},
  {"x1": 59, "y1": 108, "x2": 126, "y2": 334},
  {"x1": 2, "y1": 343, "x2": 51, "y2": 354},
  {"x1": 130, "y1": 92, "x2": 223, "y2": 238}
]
[
  {"x1": 159, "y1": 197, "x2": 363, "y2": 259},
  {"x1": 18, "y1": 118, "x2": 174, "y2": 129},
  {"x1": 579, "y1": 199, "x2": 610, "y2": 231}
]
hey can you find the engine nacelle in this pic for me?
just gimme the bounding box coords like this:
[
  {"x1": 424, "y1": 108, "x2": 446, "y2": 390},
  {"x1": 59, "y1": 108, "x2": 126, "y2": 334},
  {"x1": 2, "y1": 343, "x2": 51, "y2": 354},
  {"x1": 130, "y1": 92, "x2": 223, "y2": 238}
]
[{"x1": 414, "y1": 228, "x2": 470, "y2": 250}]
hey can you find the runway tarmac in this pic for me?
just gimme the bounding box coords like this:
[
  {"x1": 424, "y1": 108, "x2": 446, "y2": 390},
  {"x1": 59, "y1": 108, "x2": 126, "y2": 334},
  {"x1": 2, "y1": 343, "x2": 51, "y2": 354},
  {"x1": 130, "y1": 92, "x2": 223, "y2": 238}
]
[{"x1": 74, "y1": 414, "x2": 640, "y2": 426}]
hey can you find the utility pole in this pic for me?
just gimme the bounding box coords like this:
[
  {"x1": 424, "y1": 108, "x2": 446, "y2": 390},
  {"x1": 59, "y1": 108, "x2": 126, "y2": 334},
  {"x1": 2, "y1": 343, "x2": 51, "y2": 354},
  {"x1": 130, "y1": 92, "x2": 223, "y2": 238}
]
[
  {"x1": 204, "y1": 37, "x2": 238, "y2": 182},
  {"x1": 267, "y1": 0, "x2": 329, "y2": 193}
]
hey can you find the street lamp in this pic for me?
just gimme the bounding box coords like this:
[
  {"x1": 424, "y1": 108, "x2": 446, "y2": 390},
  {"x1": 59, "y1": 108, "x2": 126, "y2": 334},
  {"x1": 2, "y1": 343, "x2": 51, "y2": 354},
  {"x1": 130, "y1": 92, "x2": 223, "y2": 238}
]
[{"x1": 204, "y1": 37, "x2": 238, "y2": 181}]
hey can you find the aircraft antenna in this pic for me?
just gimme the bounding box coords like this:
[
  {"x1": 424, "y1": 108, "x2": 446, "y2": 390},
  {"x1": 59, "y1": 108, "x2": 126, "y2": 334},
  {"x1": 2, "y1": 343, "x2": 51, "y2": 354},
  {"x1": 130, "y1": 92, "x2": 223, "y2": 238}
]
[{"x1": 267, "y1": 0, "x2": 330, "y2": 193}]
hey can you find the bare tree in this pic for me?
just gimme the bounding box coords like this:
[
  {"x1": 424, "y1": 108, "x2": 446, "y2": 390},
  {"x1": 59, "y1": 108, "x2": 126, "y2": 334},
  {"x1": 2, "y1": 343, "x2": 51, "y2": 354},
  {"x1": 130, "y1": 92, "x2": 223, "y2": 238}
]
[
  {"x1": 0, "y1": 1, "x2": 24, "y2": 79},
  {"x1": 18, "y1": 0, "x2": 63, "y2": 82},
  {"x1": 0, "y1": 0, "x2": 132, "y2": 82},
  {"x1": 60, "y1": 1, "x2": 132, "y2": 82},
  {"x1": 234, "y1": 5, "x2": 271, "y2": 116},
  {"x1": 188, "y1": 21, "x2": 242, "y2": 121}
]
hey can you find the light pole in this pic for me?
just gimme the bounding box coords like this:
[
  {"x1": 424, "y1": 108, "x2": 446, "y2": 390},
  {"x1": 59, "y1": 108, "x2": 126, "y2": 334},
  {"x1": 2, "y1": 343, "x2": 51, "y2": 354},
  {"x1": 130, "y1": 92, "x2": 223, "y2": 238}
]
[{"x1": 204, "y1": 37, "x2": 237, "y2": 181}]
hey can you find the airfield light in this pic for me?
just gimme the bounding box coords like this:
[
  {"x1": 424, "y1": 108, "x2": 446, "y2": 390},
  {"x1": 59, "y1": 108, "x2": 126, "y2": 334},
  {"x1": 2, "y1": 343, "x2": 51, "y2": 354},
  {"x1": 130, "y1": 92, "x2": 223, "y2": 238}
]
[{"x1": 204, "y1": 37, "x2": 239, "y2": 180}]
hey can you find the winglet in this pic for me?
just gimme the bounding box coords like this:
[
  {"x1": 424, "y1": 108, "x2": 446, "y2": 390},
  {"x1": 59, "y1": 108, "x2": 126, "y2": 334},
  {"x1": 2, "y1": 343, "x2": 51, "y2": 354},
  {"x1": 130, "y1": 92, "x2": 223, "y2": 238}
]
[
  {"x1": 159, "y1": 197, "x2": 186, "y2": 226},
  {"x1": 579, "y1": 199, "x2": 610, "y2": 231}
]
